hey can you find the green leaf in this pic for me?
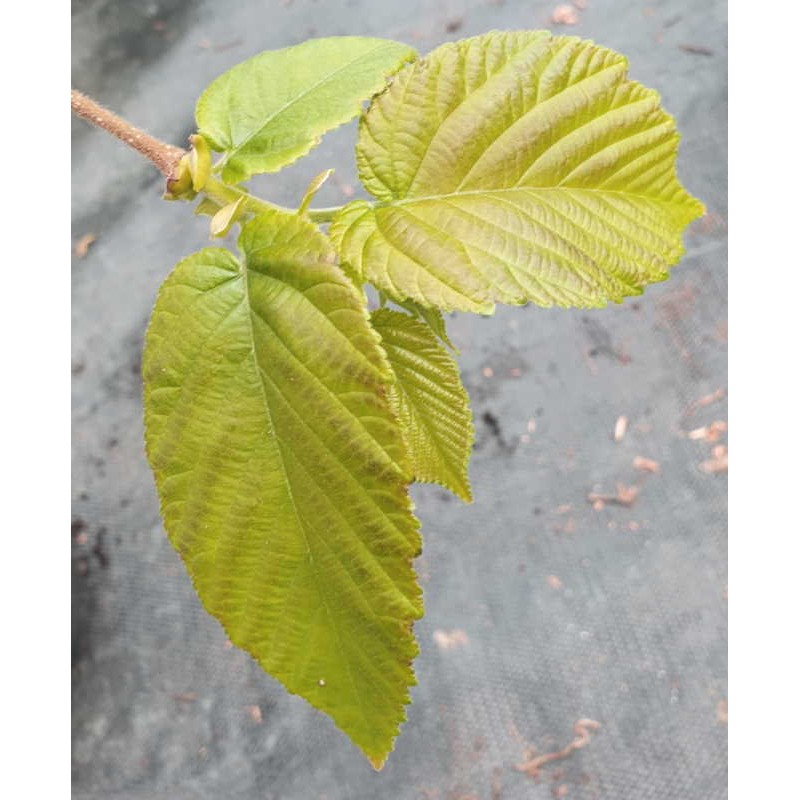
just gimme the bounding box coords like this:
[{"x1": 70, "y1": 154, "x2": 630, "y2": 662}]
[
  {"x1": 371, "y1": 309, "x2": 473, "y2": 502},
  {"x1": 142, "y1": 210, "x2": 422, "y2": 767},
  {"x1": 391, "y1": 298, "x2": 457, "y2": 352},
  {"x1": 196, "y1": 37, "x2": 417, "y2": 184},
  {"x1": 331, "y1": 31, "x2": 705, "y2": 313}
]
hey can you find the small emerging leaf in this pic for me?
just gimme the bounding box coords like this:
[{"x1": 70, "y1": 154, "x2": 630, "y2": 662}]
[
  {"x1": 372, "y1": 309, "x2": 474, "y2": 502},
  {"x1": 209, "y1": 195, "x2": 246, "y2": 237},
  {"x1": 299, "y1": 168, "x2": 335, "y2": 216},
  {"x1": 196, "y1": 37, "x2": 417, "y2": 183},
  {"x1": 332, "y1": 31, "x2": 704, "y2": 313},
  {"x1": 188, "y1": 134, "x2": 212, "y2": 192},
  {"x1": 143, "y1": 210, "x2": 422, "y2": 766}
]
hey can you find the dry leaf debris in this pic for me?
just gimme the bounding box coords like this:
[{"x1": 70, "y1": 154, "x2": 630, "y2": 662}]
[{"x1": 516, "y1": 719, "x2": 601, "y2": 778}]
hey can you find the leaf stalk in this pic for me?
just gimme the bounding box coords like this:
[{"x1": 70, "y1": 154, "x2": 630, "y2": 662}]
[{"x1": 71, "y1": 88, "x2": 344, "y2": 224}]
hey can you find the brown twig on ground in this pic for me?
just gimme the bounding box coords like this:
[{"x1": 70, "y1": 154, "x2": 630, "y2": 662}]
[
  {"x1": 171, "y1": 692, "x2": 197, "y2": 702},
  {"x1": 516, "y1": 719, "x2": 601, "y2": 778},
  {"x1": 680, "y1": 43, "x2": 714, "y2": 56}
]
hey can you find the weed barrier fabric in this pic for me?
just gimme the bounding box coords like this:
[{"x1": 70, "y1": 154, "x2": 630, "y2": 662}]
[{"x1": 72, "y1": 1, "x2": 727, "y2": 797}]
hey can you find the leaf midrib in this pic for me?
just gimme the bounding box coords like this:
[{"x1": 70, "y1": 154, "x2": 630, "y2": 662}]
[
  {"x1": 379, "y1": 184, "x2": 694, "y2": 212},
  {"x1": 245, "y1": 299, "x2": 413, "y2": 556},
  {"x1": 239, "y1": 265, "x2": 376, "y2": 745}
]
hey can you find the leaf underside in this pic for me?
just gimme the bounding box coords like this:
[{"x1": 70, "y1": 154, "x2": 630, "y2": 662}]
[
  {"x1": 196, "y1": 36, "x2": 417, "y2": 183},
  {"x1": 331, "y1": 30, "x2": 705, "y2": 313},
  {"x1": 372, "y1": 309, "x2": 474, "y2": 502},
  {"x1": 143, "y1": 211, "x2": 422, "y2": 767}
]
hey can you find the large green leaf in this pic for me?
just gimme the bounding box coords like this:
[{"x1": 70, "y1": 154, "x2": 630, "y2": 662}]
[
  {"x1": 371, "y1": 309, "x2": 473, "y2": 502},
  {"x1": 142, "y1": 210, "x2": 422, "y2": 767},
  {"x1": 331, "y1": 31, "x2": 705, "y2": 313},
  {"x1": 196, "y1": 37, "x2": 417, "y2": 183}
]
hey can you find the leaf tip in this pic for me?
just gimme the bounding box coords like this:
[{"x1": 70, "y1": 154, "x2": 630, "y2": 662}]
[
  {"x1": 690, "y1": 197, "x2": 707, "y2": 222},
  {"x1": 368, "y1": 755, "x2": 388, "y2": 771}
]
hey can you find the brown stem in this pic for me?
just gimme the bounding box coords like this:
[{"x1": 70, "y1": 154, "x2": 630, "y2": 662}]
[{"x1": 71, "y1": 89, "x2": 186, "y2": 177}]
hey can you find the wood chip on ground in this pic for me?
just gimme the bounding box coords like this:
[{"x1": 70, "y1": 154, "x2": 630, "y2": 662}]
[
  {"x1": 633, "y1": 456, "x2": 660, "y2": 473},
  {"x1": 433, "y1": 629, "x2": 469, "y2": 650},
  {"x1": 551, "y1": 5, "x2": 580, "y2": 25},
  {"x1": 588, "y1": 483, "x2": 639, "y2": 508},
  {"x1": 688, "y1": 420, "x2": 727, "y2": 442},
  {"x1": 74, "y1": 233, "x2": 97, "y2": 258},
  {"x1": 700, "y1": 445, "x2": 728, "y2": 474},
  {"x1": 613, "y1": 415, "x2": 628, "y2": 442}
]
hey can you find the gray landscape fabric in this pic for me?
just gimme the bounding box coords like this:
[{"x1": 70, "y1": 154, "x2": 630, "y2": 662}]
[{"x1": 72, "y1": 1, "x2": 727, "y2": 797}]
